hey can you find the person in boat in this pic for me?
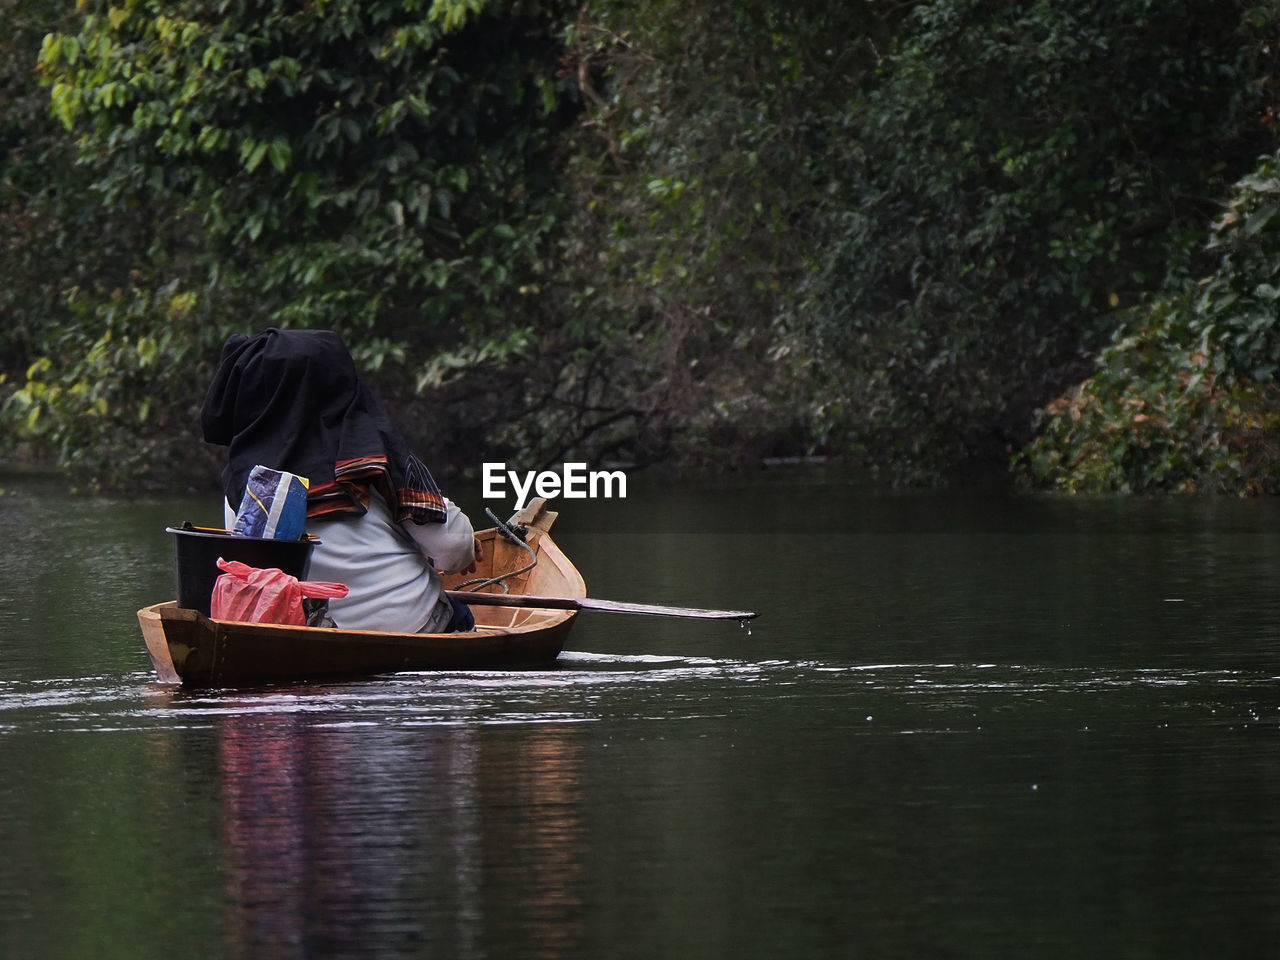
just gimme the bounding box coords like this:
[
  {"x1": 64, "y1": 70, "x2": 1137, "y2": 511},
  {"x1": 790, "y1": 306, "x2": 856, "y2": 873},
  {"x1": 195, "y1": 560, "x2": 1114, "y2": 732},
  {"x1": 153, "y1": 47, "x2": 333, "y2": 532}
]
[{"x1": 200, "y1": 328, "x2": 479, "y2": 633}]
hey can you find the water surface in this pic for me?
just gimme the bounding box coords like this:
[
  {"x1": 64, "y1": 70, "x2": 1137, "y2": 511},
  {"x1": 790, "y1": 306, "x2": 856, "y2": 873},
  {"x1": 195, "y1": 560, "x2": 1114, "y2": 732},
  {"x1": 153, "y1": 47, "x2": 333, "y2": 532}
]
[{"x1": 3, "y1": 470, "x2": 1280, "y2": 958}]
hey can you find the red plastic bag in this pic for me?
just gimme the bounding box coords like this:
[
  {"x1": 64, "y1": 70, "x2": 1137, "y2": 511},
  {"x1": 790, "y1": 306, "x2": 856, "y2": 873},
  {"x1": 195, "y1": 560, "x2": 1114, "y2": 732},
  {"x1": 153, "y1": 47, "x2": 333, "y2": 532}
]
[{"x1": 211, "y1": 558, "x2": 349, "y2": 625}]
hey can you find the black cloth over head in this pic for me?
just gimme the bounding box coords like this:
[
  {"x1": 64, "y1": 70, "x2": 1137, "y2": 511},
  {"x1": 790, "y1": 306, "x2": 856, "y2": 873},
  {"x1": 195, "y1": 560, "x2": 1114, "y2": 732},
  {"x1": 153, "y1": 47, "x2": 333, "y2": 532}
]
[{"x1": 201, "y1": 328, "x2": 447, "y2": 525}]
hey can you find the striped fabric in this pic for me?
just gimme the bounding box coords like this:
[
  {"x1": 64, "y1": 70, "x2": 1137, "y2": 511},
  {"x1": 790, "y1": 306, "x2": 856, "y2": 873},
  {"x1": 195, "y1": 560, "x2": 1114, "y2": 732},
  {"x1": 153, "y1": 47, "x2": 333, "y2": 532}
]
[{"x1": 308, "y1": 454, "x2": 446, "y2": 525}]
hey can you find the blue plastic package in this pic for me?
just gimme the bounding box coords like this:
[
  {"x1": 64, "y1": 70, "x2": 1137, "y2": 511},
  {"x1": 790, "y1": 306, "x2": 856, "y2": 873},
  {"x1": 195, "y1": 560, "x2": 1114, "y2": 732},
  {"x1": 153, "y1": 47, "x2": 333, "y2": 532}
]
[{"x1": 233, "y1": 466, "x2": 310, "y2": 540}]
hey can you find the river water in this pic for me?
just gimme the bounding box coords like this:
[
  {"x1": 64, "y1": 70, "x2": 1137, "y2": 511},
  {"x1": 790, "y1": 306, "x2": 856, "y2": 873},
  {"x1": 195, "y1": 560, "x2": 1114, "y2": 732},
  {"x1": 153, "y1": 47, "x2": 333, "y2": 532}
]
[{"x1": 3, "y1": 467, "x2": 1280, "y2": 958}]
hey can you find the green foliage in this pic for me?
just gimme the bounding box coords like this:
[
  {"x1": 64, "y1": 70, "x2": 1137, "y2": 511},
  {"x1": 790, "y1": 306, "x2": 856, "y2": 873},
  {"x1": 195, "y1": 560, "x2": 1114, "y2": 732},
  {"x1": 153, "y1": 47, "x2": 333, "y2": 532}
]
[
  {"x1": 3, "y1": 0, "x2": 577, "y2": 486},
  {"x1": 37, "y1": 0, "x2": 574, "y2": 337},
  {"x1": 0, "y1": 0, "x2": 119, "y2": 383},
  {"x1": 8, "y1": 0, "x2": 1280, "y2": 492},
  {"x1": 1018, "y1": 150, "x2": 1280, "y2": 494},
  {"x1": 4, "y1": 279, "x2": 229, "y2": 490},
  {"x1": 533, "y1": 0, "x2": 1280, "y2": 479},
  {"x1": 532, "y1": 0, "x2": 896, "y2": 466},
  {"x1": 801, "y1": 0, "x2": 1277, "y2": 483}
]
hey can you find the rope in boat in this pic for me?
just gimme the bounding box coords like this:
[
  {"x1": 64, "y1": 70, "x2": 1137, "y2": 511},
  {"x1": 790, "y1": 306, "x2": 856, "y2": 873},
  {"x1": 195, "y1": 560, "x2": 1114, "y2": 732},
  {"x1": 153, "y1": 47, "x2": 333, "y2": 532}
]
[{"x1": 454, "y1": 507, "x2": 537, "y2": 594}]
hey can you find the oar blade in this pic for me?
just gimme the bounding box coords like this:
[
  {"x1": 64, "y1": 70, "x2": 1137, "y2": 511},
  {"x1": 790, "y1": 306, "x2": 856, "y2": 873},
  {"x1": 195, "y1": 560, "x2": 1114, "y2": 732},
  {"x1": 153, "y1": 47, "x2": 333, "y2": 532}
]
[
  {"x1": 447, "y1": 590, "x2": 757, "y2": 621},
  {"x1": 576, "y1": 597, "x2": 758, "y2": 620}
]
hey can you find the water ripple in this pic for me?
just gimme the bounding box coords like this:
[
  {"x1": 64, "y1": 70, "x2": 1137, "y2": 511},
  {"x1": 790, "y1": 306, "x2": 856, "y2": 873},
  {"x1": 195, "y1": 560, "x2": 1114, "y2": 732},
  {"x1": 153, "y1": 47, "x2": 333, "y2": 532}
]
[{"x1": 1, "y1": 658, "x2": 1276, "y2": 735}]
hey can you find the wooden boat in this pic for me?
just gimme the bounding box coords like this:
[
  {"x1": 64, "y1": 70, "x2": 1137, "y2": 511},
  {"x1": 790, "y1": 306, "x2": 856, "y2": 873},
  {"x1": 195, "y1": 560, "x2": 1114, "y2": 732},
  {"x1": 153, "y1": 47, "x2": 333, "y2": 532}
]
[{"x1": 138, "y1": 499, "x2": 584, "y2": 686}]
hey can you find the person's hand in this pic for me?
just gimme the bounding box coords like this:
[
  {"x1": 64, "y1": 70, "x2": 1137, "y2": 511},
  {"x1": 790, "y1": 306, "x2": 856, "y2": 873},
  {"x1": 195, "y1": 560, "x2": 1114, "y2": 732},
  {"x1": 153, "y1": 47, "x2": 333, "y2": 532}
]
[{"x1": 461, "y1": 537, "x2": 483, "y2": 576}]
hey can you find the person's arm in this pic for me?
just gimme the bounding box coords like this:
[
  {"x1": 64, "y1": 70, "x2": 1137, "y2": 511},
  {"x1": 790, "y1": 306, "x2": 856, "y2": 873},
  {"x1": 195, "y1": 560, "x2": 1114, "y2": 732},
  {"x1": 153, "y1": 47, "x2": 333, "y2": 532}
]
[{"x1": 402, "y1": 499, "x2": 477, "y2": 573}]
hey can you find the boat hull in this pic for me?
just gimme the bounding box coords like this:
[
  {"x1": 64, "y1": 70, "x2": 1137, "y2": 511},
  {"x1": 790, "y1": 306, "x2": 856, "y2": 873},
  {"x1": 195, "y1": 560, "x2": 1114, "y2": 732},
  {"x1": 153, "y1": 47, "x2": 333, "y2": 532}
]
[{"x1": 139, "y1": 499, "x2": 583, "y2": 686}]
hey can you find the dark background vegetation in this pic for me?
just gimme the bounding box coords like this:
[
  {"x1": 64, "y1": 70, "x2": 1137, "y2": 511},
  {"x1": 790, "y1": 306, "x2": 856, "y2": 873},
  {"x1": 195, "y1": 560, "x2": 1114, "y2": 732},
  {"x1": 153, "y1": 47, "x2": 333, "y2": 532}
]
[{"x1": 5, "y1": 0, "x2": 1280, "y2": 493}]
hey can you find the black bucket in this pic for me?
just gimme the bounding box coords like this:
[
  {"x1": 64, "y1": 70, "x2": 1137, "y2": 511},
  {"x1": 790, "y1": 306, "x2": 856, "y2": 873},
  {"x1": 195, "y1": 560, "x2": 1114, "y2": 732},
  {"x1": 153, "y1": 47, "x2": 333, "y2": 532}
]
[{"x1": 167, "y1": 524, "x2": 317, "y2": 616}]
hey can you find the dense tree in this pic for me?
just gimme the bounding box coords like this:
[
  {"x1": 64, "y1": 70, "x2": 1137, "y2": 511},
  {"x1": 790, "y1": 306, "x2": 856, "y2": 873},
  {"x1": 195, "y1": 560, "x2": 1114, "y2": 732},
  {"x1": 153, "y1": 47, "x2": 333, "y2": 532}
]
[
  {"x1": 1016, "y1": 3, "x2": 1280, "y2": 493},
  {"x1": 1018, "y1": 150, "x2": 1280, "y2": 493},
  {"x1": 0, "y1": 0, "x2": 124, "y2": 381},
  {"x1": 5, "y1": 0, "x2": 1280, "y2": 492},
  {"x1": 798, "y1": 0, "x2": 1280, "y2": 482},
  {"x1": 6, "y1": 0, "x2": 577, "y2": 488},
  {"x1": 540, "y1": 0, "x2": 902, "y2": 466}
]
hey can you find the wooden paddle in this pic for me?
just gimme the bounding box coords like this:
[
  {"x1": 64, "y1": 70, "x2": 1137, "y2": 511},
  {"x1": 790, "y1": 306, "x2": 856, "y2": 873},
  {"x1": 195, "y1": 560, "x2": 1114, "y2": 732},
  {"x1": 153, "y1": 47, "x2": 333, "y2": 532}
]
[{"x1": 445, "y1": 590, "x2": 757, "y2": 621}]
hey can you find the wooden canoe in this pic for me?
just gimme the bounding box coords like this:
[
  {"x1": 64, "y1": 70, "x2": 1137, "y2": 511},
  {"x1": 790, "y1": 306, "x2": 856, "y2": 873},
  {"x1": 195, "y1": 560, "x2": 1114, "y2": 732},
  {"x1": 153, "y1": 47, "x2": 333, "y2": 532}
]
[{"x1": 138, "y1": 498, "x2": 584, "y2": 687}]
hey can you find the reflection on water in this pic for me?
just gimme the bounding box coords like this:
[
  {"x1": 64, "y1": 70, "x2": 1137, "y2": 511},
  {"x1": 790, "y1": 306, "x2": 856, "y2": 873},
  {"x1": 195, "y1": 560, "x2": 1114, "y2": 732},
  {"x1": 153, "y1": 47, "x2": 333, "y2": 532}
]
[{"x1": 216, "y1": 712, "x2": 587, "y2": 959}]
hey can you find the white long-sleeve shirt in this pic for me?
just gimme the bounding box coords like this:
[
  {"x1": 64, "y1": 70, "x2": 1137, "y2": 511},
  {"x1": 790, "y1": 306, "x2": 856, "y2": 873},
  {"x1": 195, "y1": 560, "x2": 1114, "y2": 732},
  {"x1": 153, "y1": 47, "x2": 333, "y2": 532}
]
[{"x1": 225, "y1": 493, "x2": 475, "y2": 632}]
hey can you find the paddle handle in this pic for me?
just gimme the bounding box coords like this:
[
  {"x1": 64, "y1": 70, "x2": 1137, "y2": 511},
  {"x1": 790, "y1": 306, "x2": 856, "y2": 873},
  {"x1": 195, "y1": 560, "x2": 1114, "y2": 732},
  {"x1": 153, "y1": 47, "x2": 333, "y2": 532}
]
[{"x1": 445, "y1": 590, "x2": 757, "y2": 621}]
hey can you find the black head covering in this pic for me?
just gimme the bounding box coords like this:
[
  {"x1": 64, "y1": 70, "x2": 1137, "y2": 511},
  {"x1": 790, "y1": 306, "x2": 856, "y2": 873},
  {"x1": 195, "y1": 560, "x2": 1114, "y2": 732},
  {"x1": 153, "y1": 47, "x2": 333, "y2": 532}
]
[{"x1": 201, "y1": 328, "x2": 446, "y2": 524}]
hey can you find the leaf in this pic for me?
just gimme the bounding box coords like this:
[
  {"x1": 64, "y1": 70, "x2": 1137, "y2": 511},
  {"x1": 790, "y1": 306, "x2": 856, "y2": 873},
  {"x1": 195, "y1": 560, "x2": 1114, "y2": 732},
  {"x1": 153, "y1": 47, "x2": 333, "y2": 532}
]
[
  {"x1": 137, "y1": 337, "x2": 157, "y2": 365},
  {"x1": 244, "y1": 140, "x2": 269, "y2": 172},
  {"x1": 1245, "y1": 204, "x2": 1278, "y2": 236},
  {"x1": 267, "y1": 138, "x2": 292, "y2": 173}
]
